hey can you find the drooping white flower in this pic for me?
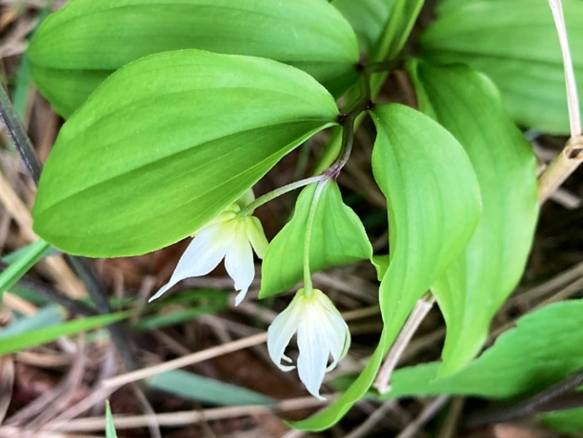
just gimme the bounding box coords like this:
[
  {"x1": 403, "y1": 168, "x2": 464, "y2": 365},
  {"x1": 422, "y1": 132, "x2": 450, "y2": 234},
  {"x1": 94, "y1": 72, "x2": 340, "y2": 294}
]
[
  {"x1": 267, "y1": 288, "x2": 351, "y2": 399},
  {"x1": 149, "y1": 191, "x2": 268, "y2": 305}
]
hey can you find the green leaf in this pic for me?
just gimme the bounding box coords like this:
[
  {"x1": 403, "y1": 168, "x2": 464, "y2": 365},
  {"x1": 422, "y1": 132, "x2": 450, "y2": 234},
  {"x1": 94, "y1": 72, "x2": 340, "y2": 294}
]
[
  {"x1": 32, "y1": 50, "x2": 339, "y2": 257},
  {"x1": 0, "y1": 305, "x2": 64, "y2": 339},
  {"x1": 408, "y1": 60, "x2": 538, "y2": 375},
  {"x1": 2, "y1": 241, "x2": 58, "y2": 264},
  {"x1": 0, "y1": 240, "x2": 53, "y2": 304},
  {"x1": 136, "y1": 290, "x2": 228, "y2": 330},
  {"x1": 27, "y1": 0, "x2": 359, "y2": 117},
  {"x1": 381, "y1": 300, "x2": 583, "y2": 400},
  {"x1": 332, "y1": 0, "x2": 396, "y2": 53},
  {"x1": 0, "y1": 310, "x2": 131, "y2": 356},
  {"x1": 105, "y1": 401, "x2": 118, "y2": 438},
  {"x1": 260, "y1": 180, "x2": 372, "y2": 298},
  {"x1": 11, "y1": 2, "x2": 51, "y2": 121},
  {"x1": 544, "y1": 408, "x2": 583, "y2": 434},
  {"x1": 291, "y1": 104, "x2": 481, "y2": 430},
  {"x1": 420, "y1": 0, "x2": 583, "y2": 134},
  {"x1": 370, "y1": 0, "x2": 425, "y2": 63},
  {"x1": 149, "y1": 370, "x2": 274, "y2": 406},
  {"x1": 372, "y1": 254, "x2": 389, "y2": 281}
]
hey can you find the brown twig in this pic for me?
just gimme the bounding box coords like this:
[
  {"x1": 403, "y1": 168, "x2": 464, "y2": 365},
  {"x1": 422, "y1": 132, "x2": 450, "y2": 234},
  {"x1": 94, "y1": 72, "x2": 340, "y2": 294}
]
[
  {"x1": 396, "y1": 397, "x2": 449, "y2": 438},
  {"x1": 465, "y1": 366, "x2": 583, "y2": 428},
  {"x1": 374, "y1": 294, "x2": 436, "y2": 393}
]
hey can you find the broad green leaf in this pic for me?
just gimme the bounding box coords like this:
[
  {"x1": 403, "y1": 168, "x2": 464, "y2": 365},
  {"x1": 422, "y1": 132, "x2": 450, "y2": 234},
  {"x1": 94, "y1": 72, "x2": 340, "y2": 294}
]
[
  {"x1": 149, "y1": 370, "x2": 273, "y2": 406},
  {"x1": 105, "y1": 401, "x2": 118, "y2": 438},
  {"x1": 292, "y1": 104, "x2": 481, "y2": 430},
  {"x1": 379, "y1": 300, "x2": 583, "y2": 400},
  {"x1": 333, "y1": 0, "x2": 396, "y2": 53},
  {"x1": 260, "y1": 180, "x2": 372, "y2": 298},
  {"x1": 32, "y1": 50, "x2": 339, "y2": 257},
  {"x1": 408, "y1": 60, "x2": 538, "y2": 375},
  {"x1": 0, "y1": 310, "x2": 131, "y2": 356},
  {"x1": 27, "y1": 0, "x2": 359, "y2": 117},
  {"x1": 0, "y1": 240, "x2": 52, "y2": 304},
  {"x1": 420, "y1": 0, "x2": 583, "y2": 134}
]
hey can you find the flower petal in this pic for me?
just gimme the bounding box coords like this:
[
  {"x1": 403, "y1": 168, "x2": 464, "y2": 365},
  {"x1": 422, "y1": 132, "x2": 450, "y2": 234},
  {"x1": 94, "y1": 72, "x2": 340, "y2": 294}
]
[
  {"x1": 297, "y1": 307, "x2": 329, "y2": 400},
  {"x1": 311, "y1": 290, "x2": 350, "y2": 370},
  {"x1": 267, "y1": 294, "x2": 304, "y2": 372},
  {"x1": 149, "y1": 224, "x2": 232, "y2": 302},
  {"x1": 245, "y1": 216, "x2": 269, "y2": 259},
  {"x1": 224, "y1": 221, "x2": 255, "y2": 305},
  {"x1": 324, "y1": 311, "x2": 350, "y2": 371}
]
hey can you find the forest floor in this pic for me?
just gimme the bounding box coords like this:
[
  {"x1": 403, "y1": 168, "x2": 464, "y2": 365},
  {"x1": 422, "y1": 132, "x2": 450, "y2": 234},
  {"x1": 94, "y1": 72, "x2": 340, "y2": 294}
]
[{"x1": 1, "y1": 1, "x2": 582, "y2": 437}]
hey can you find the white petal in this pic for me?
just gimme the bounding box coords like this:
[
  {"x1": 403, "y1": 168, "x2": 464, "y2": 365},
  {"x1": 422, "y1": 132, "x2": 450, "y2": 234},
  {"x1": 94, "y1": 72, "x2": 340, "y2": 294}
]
[
  {"x1": 149, "y1": 224, "x2": 232, "y2": 302},
  {"x1": 267, "y1": 294, "x2": 303, "y2": 372},
  {"x1": 297, "y1": 306, "x2": 329, "y2": 400},
  {"x1": 224, "y1": 221, "x2": 255, "y2": 305},
  {"x1": 309, "y1": 291, "x2": 350, "y2": 370},
  {"x1": 245, "y1": 216, "x2": 269, "y2": 259},
  {"x1": 323, "y1": 311, "x2": 350, "y2": 371}
]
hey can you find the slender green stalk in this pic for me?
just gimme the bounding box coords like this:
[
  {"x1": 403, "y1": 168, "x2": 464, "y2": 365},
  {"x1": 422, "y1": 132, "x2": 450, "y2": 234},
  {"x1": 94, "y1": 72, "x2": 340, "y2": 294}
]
[
  {"x1": 302, "y1": 180, "x2": 327, "y2": 296},
  {"x1": 315, "y1": 68, "x2": 375, "y2": 175},
  {"x1": 240, "y1": 175, "x2": 327, "y2": 216},
  {"x1": 328, "y1": 75, "x2": 373, "y2": 176}
]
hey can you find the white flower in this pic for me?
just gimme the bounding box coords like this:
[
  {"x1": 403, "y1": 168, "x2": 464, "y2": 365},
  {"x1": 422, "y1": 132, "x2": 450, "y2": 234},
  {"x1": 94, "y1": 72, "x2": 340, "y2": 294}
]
[
  {"x1": 149, "y1": 191, "x2": 268, "y2": 305},
  {"x1": 267, "y1": 288, "x2": 350, "y2": 399}
]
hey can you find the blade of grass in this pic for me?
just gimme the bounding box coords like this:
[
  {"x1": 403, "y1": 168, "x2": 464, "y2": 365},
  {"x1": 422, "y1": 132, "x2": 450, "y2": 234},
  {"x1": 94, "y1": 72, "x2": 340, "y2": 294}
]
[
  {"x1": 105, "y1": 401, "x2": 118, "y2": 438},
  {"x1": 136, "y1": 293, "x2": 227, "y2": 330},
  {"x1": 0, "y1": 304, "x2": 63, "y2": 338},
  {"x1": 12, "y1": 3, "x2": 52, "y2": 121},
  {"x1": 0, "y1": 310, "x2": 132, "y2": 356},
  {"x1": 1, "y1": 240, "x2": 58, "y2": 264},
  {"x1": 150, "y1": 370, "x2": 274, "y2": 406},
  {"x1": 0, "y1": 240, "x2": 52, "y2": 304}
]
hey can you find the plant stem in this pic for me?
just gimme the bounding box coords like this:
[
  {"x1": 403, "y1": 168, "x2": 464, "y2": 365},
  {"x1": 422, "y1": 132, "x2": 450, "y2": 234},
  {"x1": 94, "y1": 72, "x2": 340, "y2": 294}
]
[
  {"x1": 465, "y1": 365, "x2": 583, "y2": 427},
  {"x1": 548, "y1": 0, "x2": 581, "y2": 138},
  {"x1": 537, "y1": 0, "x2": 582, "y2": 204},
  {"x1": 362, "y1": 60, "x2": 401, "y2": 75},
  {"x1": 538, "y1": 137, "x2": 583, "y2": 204},
  {"x1": 302, "y1": 181, "x2": 327, "y2": 296},
  {"x1": 0, "y1": 84, "x2": 43, "y2": 184},
  {"x1": 327, "y1": 74, "x2": 373, "y2": 178},
  {"x1": 240, "y1": 175, "x2": 327, "y2": 216},
  {"x1": 68, "y1": 256, "x2": 139, "y2": 371},
  {"x1": 374, "y1": 293, "x2": 436, "y2": 393}
]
